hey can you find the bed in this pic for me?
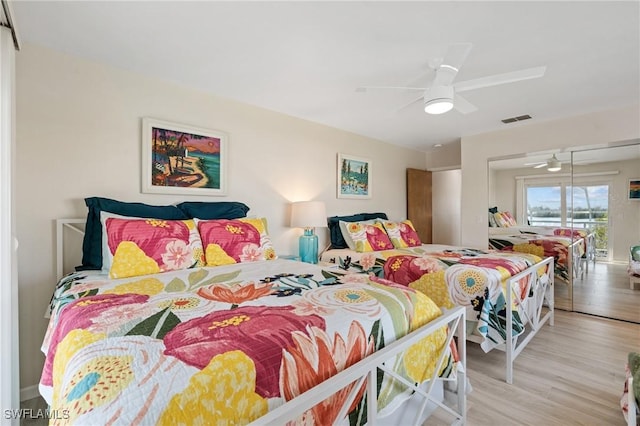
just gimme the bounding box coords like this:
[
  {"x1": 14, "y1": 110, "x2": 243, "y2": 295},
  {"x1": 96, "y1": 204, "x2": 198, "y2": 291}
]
[
  {"x1": 44, "y1": 201, "x2": 467, "y2": 425},
  {"x1": 488, "y1": 226, "x2": 587, "y2": 286},
  {"x1": 622, "y1": 352, "x2": 639, "y2": 426},
  {"x1": 322, "y1": 215, "x2": 554, "y2": 385}
]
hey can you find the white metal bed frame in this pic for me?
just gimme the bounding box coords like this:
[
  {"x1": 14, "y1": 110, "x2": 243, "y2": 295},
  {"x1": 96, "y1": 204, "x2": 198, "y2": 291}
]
[
  {"x1": 54, "y1": 219, "x2": 468, "y2": 424},
  {"x1": 466, "y1": 256, "x2": 555, "y2": 385}
]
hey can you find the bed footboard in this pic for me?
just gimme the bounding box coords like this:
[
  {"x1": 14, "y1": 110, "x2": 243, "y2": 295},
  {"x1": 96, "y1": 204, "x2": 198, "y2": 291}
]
[{"x1": 250, "y1": 306, "x2": 467, "y2": 426}]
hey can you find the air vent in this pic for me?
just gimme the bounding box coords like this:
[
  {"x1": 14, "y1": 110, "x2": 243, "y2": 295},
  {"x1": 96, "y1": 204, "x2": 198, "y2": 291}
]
[{"x1": 501, "y1": 114, "x2": 532, "y2": 124}]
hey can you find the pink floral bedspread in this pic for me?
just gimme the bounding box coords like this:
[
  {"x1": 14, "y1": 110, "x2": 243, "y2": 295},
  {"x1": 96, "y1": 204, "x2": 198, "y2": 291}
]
[
  {"x1": 41, "y1": 259, "x2": 453, "y2": 425},
  {"x1": 321, "y1": 245, "x2": 547, "y2": 351}
]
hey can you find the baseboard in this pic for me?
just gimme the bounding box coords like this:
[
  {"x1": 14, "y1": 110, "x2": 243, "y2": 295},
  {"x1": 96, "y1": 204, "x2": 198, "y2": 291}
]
[{"x1": 20, "y1": 384, "x2": 39, "y2": 402}]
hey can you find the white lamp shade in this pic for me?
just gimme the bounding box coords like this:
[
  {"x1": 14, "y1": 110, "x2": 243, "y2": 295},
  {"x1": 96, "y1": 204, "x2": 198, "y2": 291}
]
[{"x1": 290, "y1": 201, "x2": 327, "y2": 228}]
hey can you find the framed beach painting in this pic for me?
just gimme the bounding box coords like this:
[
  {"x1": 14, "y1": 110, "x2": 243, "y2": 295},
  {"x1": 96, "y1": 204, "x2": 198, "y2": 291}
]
[
  {"x1": 141, "y1": 118, "x2": 227, "y2": 196},
  {"x1": 629, "y1": 178, "x2": 640, "y2": 200},
  {"x1": 337, "y1": 153, "x2": 372, "y2": 199}
]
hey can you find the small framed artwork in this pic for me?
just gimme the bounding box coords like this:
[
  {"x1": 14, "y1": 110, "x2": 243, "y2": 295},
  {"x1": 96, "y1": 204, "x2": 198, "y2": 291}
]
[
  {"x1": 142, "y1": 118, "x2": 227, "y2": 196},
  {"x1": 629, "y1": 178, "x2": 640, "y2": 200},
  {"x1": 337, "y1": 153, "x2": 372, "y2": 199}
]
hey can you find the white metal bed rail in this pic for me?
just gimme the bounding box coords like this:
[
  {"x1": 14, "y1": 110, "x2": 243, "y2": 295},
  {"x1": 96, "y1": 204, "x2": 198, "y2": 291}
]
[
  {"x1": 467, "y1": 256, "x2": 554, "y2": 384},
  {"x1": 249, "y1": 306, "x2": 467, "y2": 426},
  {"x1": 56, "y1": 218, "x2": 86, "y2": 280}
]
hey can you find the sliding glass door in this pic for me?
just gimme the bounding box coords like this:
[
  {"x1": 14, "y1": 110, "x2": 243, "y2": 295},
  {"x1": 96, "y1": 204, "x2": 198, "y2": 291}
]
[{"x1": 526, "y1": 182, "x2": 611, "y2": 259}]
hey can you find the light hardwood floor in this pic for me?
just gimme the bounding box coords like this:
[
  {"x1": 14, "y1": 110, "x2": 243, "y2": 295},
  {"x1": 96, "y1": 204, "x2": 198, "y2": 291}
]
[
  {"x1": 555, "y1": 261, "x2": 640, "y2": 323},
  {"x1": 21, "y1": 310, "x2": 639, "y2": 425}
]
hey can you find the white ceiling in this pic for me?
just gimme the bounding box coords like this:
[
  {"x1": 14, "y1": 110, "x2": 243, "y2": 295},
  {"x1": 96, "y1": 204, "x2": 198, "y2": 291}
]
[{"x1": 11, "y1": 1, "x2": 640, "y2": 152}]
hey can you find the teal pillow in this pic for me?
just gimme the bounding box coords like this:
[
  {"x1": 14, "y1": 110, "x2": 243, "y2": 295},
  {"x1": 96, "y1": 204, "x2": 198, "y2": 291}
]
[
  {"x1": 327, "y1": 213, "x2": 388, "y2": 249},
  {"x1": 80, "y1": 197, "x2": 188, "y2": 270},
  {"x1": 176, "y1": 201, "x2": 249, "y2": 220}
]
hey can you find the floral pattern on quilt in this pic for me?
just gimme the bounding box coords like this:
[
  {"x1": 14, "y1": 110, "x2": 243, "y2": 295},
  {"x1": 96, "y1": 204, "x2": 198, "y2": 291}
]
[
  {"x1": 327, "y1": 246, "x2": 544, "y2": 351},
  {"x1": 489, "y1": 233, "x2": 582, "y2": 282},
  {"x1": 41, "y1": 259, "x2": 454, "y2": 425}
]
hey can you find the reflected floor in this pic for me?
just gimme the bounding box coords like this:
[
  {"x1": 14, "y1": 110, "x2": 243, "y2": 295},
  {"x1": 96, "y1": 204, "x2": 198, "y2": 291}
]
[{"x1": 555, "y1": 261, "x2": 639, "y2": 323}]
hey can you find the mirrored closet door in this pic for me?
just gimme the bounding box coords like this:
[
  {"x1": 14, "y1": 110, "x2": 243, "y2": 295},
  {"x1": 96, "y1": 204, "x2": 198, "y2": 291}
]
[
  {"x1": 488, "y1": 141, "x2": 640, "y2": 323},
  {"x1": 570, "y1": 143, "x2": 640, "y2": 323}
]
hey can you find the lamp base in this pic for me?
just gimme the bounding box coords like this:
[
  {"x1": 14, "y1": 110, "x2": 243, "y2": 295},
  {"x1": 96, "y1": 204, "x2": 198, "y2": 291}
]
[{"x1": 299, "y1": 229, "x2": 318, "y2": 264}]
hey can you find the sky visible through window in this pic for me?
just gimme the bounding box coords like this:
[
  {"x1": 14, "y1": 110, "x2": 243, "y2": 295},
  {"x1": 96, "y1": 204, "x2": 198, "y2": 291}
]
[{"x1": 527, "y1": 185, "x2": 609, "y2": 210}]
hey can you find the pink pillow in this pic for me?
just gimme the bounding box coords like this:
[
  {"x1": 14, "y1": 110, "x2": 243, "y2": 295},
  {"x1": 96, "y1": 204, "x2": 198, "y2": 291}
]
[
  {"x1": 103, "y1": 217, "x2": 204, "y2": 279},
  {"x1": 197, "y1": 218, "x2": 277, "y2": 266},
  {"x1": 381, "y1": 220, "x2": 422, "y2": 248}
]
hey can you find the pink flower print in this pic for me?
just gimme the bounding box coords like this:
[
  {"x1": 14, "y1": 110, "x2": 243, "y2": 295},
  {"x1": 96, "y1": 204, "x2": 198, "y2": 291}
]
[
  {"x1": 197, "y1": 220, "x2": 261, "y2": 262},
  {"x1": 89, "y1": 303, "x2": 156, "y2": 334},
  {"x1": 359, "y1": 253, "x2": 376, "y2": 271},
  {"x1": 239, "y1": 243, "x2": 264, "y2": 262},
  {"x1": 365, "y1": 225, "x2": 393, "y2": 250},
  {"x1": 163, "y1": 305, "x2": 325, "y2": 398},
  {"x1": 413, "y1": 256, "x2": 443, "y2": 273},
  {"x1": 161, "y1": 239, "x2": 193, "y2": 270},
  {"x1": 338, "y1": 273, "x2": 371, "y2": 285}
]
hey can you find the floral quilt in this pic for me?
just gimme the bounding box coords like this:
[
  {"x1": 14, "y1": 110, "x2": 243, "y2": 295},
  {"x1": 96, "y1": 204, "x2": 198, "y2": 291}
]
[
  {"x1": 489, "y1": 232, "x2": 583, "y2": 282},
  {"x1": 41, "y1": 259, "x2": 454, "y2": 425},
  {"x1": 322, "y1": 245, "x2": 546, "y2": 352}
]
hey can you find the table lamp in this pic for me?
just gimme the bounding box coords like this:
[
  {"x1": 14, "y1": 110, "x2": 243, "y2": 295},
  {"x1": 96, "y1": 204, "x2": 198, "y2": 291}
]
[{"x1": 290, "y1": 201, "x2": 327, "y2": 264}]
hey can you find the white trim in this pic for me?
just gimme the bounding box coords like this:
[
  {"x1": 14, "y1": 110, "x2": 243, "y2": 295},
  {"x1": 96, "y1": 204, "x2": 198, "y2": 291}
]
[
  {"x1": 515, "y1": 170, "x2": 619, "y2": 180},
  {"x1": 427, "y1": 164, "x2": 461, "y2": 172},
  {"x1": 19, "y1": 385, "x2": 39, "y2": 403},
  {"x1": 0, "y1": 25, "x2": 17, "y2": 426}
]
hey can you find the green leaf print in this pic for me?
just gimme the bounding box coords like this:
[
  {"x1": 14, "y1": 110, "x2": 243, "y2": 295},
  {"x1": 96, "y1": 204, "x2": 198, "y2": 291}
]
[
  {"x1": 126, "y1": 307, "x2": 181, "y2": 340},
  {"x1": 188, "y1": 268, "x2": 209, "y2": 287},
  {"x1": 165, "y1": 277, "x2": 187, "y2": 293}
]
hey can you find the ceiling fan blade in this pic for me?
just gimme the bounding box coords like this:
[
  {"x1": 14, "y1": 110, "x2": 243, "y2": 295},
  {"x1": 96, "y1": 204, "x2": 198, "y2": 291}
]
[
  {"x1": 356, "y1": 85, "x2": 425, "y2": 93},
  {"x1": 454, "y1": 66, "x2": 547, "y2": 93},
  {"x1": 453, "y1": 93, "x2": 477, "y2": 114},
  {"x1": 433, "y1": 43, "x2": 473, "y2": 86},
  {"x1": 533, "y1": 163, "x2": 548, "y2": 169},
  {"x1": 395, "y1": 94, "x2": 424, "y2": 113}
]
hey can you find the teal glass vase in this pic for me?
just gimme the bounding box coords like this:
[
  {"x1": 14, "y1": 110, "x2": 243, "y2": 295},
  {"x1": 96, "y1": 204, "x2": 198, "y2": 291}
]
[{"x1": 299, "y1": 228, "x2": 318, "y2": 264}]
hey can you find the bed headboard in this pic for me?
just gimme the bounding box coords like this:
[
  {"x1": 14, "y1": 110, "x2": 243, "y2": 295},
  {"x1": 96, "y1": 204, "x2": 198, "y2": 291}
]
[{"x1": 56, "y1": 218, "x2": 86, "y2": 280}]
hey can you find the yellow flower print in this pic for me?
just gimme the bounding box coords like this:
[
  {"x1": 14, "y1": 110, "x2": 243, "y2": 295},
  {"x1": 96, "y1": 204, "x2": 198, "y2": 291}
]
[
  {"x1": 225, "y1": 224, "x2": 245, "y2": 235},
  {"x1": 513, "y1": 243, "x2": 544, "y2": 258},
  {"x1": 158, "y1": 350, "x2": 267, "y2": 425},
  {"x1": 52, "y1": 330, "x2": 106, "y2": 407},
  {"x1": 145, "y1": 219, "x2": 169, "y2": 228},
  {"x1": 182, "y1": 219, "x2": 196, "y2": 230},
  {"x1": 409, "y1": 271, "x2": 454, "y2": 309},
  {"x1": 264, "y1": 247, "x2": 277, "y2": 260},
  {"x1": 205, "y1": 243, "x2": 237, "y2": 267},
  {"x1": 403, "y1": 330, "x2": 447, "y2": 382},
  {"x1": 110, "y1": 241, "x2": 160, "y2": 279},
  {"x1": 239, "y1": 218, "x2": 267, "y2": 234},
  {"x1": 58, "y1": 355, "x2": 134, "y2": 423},
  {"x1": 103, "y1": 278, "x2": 164, "y2": 296}
]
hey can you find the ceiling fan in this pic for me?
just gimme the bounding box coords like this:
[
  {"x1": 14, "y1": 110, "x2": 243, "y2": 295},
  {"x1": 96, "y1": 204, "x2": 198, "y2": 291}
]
[
  {"x1": 356, "y1": 43, "x2": 546, "y2": 115},
  {"x1": 525, "y1": 154, "x2": 565, "y2": 172}
]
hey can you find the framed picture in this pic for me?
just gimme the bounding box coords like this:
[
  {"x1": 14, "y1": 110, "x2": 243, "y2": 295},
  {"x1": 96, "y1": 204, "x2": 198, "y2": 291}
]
[
  {"x1": 142, "y1": 118, "x2": 227, "y2": 196},
  {"x1": 337, "y1": 153, "x2": 372, "y2": 199},
  {"x1": 629, "y1": 178, "x2": 640, "y2": 200}
]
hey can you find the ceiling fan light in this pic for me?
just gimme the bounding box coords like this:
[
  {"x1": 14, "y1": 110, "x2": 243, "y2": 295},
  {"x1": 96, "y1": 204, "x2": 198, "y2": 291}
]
[
  {"x1": 424, "y1": 85, "x2": 454, "y2": 114},
  {"x1": 547, "y1": 160, "x2": 561, "y2": 172},
  {"x1": 424, "y1": 99, "x2": 454, "y2": 114}
]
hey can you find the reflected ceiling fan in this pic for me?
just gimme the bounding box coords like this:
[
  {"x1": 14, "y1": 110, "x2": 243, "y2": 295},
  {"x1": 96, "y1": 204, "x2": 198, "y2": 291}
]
[
  {"x1": 356, "y1": 43, "x2": 546, "y2": 115},
  {"x1": 525, "y1": 154, "x2": 564, "y2": 172}
]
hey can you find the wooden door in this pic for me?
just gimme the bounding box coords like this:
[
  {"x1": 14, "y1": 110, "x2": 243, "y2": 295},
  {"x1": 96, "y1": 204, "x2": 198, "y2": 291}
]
[{"x1": 407, "y1": 168, "x2": 432, "y2": 244}]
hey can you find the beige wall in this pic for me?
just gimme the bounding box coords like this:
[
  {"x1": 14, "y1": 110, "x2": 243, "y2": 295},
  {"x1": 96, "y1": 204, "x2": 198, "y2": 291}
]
[
  {"x1": 15, "y1": 44, "x2": 427, "y2": 391},
  {"x1": 432, "y1": 169, "x2": 461, "y2": 246},
  {"x1": 489, "y1": 157, "x2": 640, "y2": 261},
  {"x1": 460, "y1": 105, "x2": 640, "y2": 249}
]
